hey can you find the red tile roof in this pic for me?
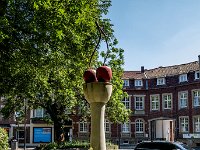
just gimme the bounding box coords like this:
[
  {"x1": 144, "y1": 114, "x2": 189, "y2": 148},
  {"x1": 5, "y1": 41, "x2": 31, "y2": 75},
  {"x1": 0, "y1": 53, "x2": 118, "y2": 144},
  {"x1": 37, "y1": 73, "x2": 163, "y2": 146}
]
[
  {"x1": 122, "y1": 71, "x2": 146, "y2": 79},
  {"x1": 123, "y1": 61, "x2": 199, "y2": 79}
]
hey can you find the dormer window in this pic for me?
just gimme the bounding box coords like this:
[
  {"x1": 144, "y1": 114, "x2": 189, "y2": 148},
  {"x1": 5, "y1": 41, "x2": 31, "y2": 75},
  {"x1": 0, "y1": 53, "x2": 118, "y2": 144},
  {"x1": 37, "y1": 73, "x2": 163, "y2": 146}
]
[
  {"x1": 123, "y1": 79, "x2": 129, "y2": 87},
  {"x1": 195, "y1": 71, "x2": 200, "y2": 80},
  {"x1": 157, "y1": 78, "x2": 165, "y2": 85},
  {"x1": 135, "y1": 79, "x2": 143, "y2": 87},
  {"x1": 179, "y1": 74, "x2": 187, "y2": 82}
]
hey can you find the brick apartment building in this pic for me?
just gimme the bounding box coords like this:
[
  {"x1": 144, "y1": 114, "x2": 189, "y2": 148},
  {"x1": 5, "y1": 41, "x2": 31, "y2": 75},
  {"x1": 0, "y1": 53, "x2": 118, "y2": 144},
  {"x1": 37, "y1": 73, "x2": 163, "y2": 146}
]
[
  {"x1": 121, "y1": 59, "x2": 200, "y2": 146},
  {"x1": 0, "y1": 58, "x2": 200, "y2": 146}
]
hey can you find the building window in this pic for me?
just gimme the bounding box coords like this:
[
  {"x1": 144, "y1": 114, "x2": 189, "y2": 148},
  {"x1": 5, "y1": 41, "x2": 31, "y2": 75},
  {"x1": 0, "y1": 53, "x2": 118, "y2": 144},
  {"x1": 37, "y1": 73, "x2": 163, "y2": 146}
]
[
  {"x1": 162, "y1": 94, "x2": 172, "y2": 109},
  {"x1": 135, "y1": 79, "x2": 143, "y2": 87},
  {"x1": 122, "y1": 121, "x2": 130, "y2": 133},
  {"x1": 104, "y1": 120, "x2": 110, "y2": 133},
  {"x1": 135, "y1": 119, "x2": 144, "y2": 133},
  {"x1": 179, "y1": 74, "x2": 187, "y2": 82},
  {"x1": 0, "y1": 97, "x2": 6, "y2": 119},
  {"x1": 157, "y1": 78, "x2": 165, "y2": 85},
  {"x1": 122, "y1": 96, "x2": 130, "y2": 109},
  {"x1": 194, "y1": 116, "x2": 200, "y2": 132},
  {"x1": 17, "y1": 130, "x2": 25, "y2": 140},
  {"x1": 34, "y1": 108, "x2": 44, "y2": 118},
  {"x1": 150, "y1": 94, "x2": 159, "y2": 111},
  {"x1": 193, "y1": 90, "x2": 200, "y2": 107},
  {"x1": 179, "y1": 91, "x2": 188, "y2": 109},
  {"x1": 123, "y1": 80, "x2": 129, "y2": 87},
  {"x1": 135, "y1": 96, "x2": 144, "y2": 110},
  {"x1": 195, "y1": 71, "x2": 200, "y2": 80},
  {"x1": 179, "y1": 117, "x2": 189, "y2": 132},
  {"x1": 0, "y1": 105, "x2": 4, "y2": 120},
  {"x1": 79, "y1": 122, "x2": 88, "y2": 132}
]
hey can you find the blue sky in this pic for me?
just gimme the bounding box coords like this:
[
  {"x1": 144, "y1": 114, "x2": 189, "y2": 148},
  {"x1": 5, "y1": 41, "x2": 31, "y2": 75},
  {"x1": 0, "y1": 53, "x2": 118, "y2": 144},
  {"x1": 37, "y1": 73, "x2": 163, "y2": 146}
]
[{"x1": 107, "y1": 0, "x2": 200, "y2": 71}]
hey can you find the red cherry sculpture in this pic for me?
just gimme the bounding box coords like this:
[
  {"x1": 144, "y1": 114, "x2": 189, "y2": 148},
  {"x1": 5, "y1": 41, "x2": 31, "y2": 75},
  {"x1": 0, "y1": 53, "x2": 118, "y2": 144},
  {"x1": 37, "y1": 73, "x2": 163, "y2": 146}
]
[
  {"x1": 83, "y1": 69, "x2": 97, "y2": 83},
  {"x1": 96, "y1": 66, "x2": 112, "y2": 82}
]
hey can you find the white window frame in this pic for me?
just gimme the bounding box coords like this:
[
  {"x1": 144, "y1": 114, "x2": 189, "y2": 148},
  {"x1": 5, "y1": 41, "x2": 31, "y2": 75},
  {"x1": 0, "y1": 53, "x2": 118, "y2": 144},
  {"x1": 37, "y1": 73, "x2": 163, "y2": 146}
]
[
  {"x1": 122, "y1": 96, "x2": 131, "y2": 109},
  {"x1": 135, "y1": 96, "x2": 144, "y2": 110},
  {"x1": 150, "y1": 94, "x2": 160, "y2": 111},
  {"x1": 179, "y1": 74, "x2": 187, "y2": 82},
  {"x1": 195, "y1": 71, "x2": 200, "y2": 80},
  {"x1": 162, "y1": 93, "x2": 172, "y2": 109},
  {"x1": 135, "y1": 119, "x2": 144, "y2": 133},
  {"x1": 194, "y1": 116, "x2": 200, "y2": 132},
  {"x1": 123, "y1": 79, "x2": 129, "y2": 87},
  {"x1": 179, "y1": 117, "x2": 189, "y2": 132},
  {"x1": 79, "y1": 122, "x2": 88, "y2": 133},
  {"x1": 34, "y1": 108, "x2": 44, "y2": 118},
  {"x1": 193, "y1": 90, "x2": 200, "y2": 107},
  {"x1": 178, "y1": 91, "x2": 188, "y2": 109},
  {"x1": 157, "y1": 78, "x2": 166, "y2": 85},
  {"x1": 104, "y1": 120, "x2": 110, "y2": 133},
  {"x1": 122, "y1": 121, "x2": 130, "y2": 133},
  {"x1": 135, "y1": 79, "x2": 143, "y2": 87}
]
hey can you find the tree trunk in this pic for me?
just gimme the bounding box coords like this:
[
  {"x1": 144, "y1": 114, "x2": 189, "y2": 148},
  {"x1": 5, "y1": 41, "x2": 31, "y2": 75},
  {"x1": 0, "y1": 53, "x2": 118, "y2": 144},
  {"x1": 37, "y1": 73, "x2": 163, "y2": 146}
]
[{"x1": 54, "y1": 122, "x2": 65, "y2": 142}]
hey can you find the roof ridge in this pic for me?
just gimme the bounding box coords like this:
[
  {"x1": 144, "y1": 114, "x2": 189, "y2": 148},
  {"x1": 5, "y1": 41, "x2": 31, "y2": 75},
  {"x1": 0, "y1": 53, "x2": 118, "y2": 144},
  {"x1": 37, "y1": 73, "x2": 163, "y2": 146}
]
[{"x1": 146, "y1": 61, "x2": 198, "y2": 71}]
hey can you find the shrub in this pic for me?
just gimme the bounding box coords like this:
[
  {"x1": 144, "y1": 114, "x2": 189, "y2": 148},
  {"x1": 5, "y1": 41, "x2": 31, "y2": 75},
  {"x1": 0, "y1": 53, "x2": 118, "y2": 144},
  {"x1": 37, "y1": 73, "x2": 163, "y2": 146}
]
[
  {"x1": 0, "y1": 127, "x2": 9, "y2": 150},
  {"x1": 35, "y1": 141, "x2": 90, "y2": 150}
]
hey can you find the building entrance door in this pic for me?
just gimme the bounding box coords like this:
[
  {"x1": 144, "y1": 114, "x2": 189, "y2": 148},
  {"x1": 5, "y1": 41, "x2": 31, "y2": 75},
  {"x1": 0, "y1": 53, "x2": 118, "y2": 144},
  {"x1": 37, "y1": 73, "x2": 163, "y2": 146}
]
[{"x1": 150, "y1": 119, "x2": 174, "y2": 141}]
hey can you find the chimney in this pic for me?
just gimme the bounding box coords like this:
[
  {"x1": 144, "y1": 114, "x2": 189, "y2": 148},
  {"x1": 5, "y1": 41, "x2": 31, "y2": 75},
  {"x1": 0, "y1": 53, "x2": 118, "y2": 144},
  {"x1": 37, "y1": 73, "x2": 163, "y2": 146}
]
[
  {"x1": 199, "y1": 55, "x2": 200, "y2": 71},
  {"x1": 141, "y1": 66, "x2": 144, "y2": 73}
]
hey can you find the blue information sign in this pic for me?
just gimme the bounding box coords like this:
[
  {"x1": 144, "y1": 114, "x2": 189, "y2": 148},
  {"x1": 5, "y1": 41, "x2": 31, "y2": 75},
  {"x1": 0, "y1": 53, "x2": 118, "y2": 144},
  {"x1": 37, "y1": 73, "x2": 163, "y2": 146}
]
[{"x1": 33, "y1": 127, "x2": 52, "y2": 143}]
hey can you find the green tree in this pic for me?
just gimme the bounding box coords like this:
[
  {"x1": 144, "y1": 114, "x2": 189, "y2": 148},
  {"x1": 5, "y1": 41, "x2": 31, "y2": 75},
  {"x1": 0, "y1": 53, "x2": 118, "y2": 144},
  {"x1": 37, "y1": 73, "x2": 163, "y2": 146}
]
[
  {"x1": 0, "y1": 128, "x2": 9, "y2": 150},
  {"x1": 0, "y1": 0, "x2": 130, "y2": 142}
]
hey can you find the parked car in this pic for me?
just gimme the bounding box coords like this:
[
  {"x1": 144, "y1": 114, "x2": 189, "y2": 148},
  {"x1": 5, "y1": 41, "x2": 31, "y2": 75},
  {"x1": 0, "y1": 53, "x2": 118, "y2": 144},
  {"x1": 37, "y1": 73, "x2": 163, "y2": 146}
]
[{"x1": 134, "y1": 141, "x2": 194, "y2": 150}]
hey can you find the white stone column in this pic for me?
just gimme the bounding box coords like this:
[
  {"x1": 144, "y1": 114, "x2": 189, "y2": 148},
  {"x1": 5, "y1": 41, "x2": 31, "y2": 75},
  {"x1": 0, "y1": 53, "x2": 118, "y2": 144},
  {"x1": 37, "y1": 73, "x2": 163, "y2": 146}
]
[
  {"x1": 90, "y1": 102, "x2": 106, "y2": 150},
  {"x1": 83, "y1": 82, "x2": 112, "y2": 150}
]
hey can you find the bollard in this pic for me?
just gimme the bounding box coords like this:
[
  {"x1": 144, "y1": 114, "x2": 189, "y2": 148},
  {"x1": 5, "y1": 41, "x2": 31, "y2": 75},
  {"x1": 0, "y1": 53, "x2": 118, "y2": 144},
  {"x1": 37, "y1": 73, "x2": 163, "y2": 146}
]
[{"x1": 11, "y1": 139, "x2": 18, "y2": 150}]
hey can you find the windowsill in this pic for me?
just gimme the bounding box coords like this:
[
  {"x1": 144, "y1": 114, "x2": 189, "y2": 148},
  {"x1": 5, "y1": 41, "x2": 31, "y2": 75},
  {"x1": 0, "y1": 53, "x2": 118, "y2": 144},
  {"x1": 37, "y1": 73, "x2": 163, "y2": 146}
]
[
  {"x1": 179, "y1": 81, "x2": 188, "y2": 83},
  {"x1": 135, "y1": 132, "x2": 144, "y2": 133},
  {"x1": 151, "y1": 109, "x2": 160, "y2": 111},
  {"x1": 105, "y1": 131, "x2": 111, "y2": 133},
  {"x1": 135, "y1": 85, "x2": 143, "y2": 87},
  {"x1": 179, "y1": 106, "x2": 187, "y2": 109},
  {"x1": 193, "y1": 105, "x2": 200, "y2": 107},
  {"x1": 134, "y1": 110, "x2": 145, "y2": 115},
  {"x1": 163, "y1": 108, "x2": 172, "y2": 110}
]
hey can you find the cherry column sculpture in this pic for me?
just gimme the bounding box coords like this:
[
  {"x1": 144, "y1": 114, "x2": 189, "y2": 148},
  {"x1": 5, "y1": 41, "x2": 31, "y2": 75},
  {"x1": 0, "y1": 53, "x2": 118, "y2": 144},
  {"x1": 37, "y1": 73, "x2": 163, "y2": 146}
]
[{"x1": 83, "y1": 66, "x2": 112, "y2": 150}]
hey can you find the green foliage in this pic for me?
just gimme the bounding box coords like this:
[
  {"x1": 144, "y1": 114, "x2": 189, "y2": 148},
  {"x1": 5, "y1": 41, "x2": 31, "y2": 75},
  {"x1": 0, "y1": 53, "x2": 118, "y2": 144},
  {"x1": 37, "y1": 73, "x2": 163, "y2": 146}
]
[
  {"x1": 35, "y1": 141, "x2": 89, "y2": 150},
  {"x1": 35, "y1": 141, "x2": 118, "y2": 150},
  {"x1": 0, "y1": 0, "x2": 131, "y2": 141},
  {"x1": 0, "y1": 128, "x2": 9, "y2": 150}
]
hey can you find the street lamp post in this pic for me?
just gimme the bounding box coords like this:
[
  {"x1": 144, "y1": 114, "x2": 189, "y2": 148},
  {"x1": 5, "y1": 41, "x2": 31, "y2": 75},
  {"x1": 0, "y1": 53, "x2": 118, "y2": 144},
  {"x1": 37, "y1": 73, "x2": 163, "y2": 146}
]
[{"x1": 24, "y1": 99, "x2": 27, "y2": 150}]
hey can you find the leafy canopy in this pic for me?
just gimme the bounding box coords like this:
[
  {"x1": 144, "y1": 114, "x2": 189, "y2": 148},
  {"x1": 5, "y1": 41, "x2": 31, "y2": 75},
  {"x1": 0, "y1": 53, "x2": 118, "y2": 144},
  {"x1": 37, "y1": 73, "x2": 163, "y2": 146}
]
[{"x1": 0, "y1": 0, "x2": 130, "y2": 125}]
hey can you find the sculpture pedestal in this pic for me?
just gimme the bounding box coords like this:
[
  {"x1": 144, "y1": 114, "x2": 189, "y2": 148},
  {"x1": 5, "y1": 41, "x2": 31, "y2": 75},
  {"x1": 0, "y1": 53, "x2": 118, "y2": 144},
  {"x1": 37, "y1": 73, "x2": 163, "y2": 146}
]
[
  {"x1": 90, "y1": 102, "x2": 106, "y2": 150},
  {"x1": 83, "y1": 82, "x2": 112, "y2": 150}
]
